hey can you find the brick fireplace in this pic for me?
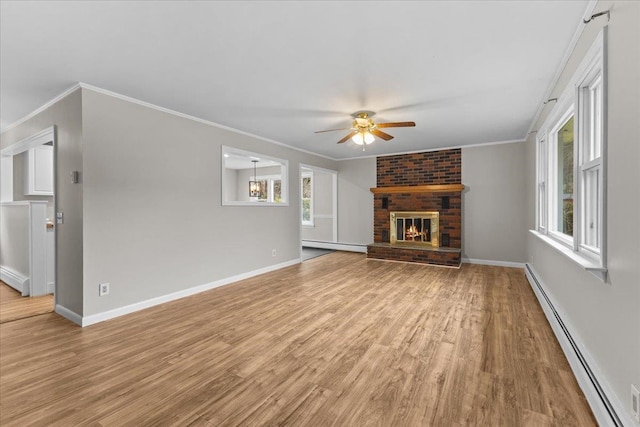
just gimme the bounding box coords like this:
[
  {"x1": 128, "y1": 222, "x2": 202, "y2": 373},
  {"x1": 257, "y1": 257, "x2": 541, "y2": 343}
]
[{"x1": 367, "y1": 149, "x2": 463, "y2": 267}]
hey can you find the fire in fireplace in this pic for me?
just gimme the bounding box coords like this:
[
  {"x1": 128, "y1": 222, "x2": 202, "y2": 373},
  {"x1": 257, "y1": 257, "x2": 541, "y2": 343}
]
[{"x1": 390, "y1": 211, "x2": 439, "y2": 247}]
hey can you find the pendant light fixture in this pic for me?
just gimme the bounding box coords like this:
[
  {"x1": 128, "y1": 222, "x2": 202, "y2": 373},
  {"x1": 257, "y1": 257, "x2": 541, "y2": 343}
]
[{"x1": 249, "y1": 160, "x2": 260, "y2": 197}]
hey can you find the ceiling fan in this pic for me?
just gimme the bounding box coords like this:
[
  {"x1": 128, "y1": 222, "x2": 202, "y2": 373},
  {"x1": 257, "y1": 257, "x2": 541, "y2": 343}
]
[{"x1": 315, "y1": 112, "x2": 415, "y2": 149}]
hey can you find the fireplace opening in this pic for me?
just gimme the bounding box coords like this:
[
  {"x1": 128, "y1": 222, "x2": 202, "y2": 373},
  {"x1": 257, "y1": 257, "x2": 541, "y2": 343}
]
[{"x1": 390, "y1": 211, "x2": 439, "y2": 247}]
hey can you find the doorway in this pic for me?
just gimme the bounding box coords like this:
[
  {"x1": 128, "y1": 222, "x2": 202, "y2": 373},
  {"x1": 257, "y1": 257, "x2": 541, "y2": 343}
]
[
  {"x1": 299, "y1": 165, "x2": 338, "y2": 261},
  {"x1": 0, "y1": 127, "x2": 56, "y2": 322}
]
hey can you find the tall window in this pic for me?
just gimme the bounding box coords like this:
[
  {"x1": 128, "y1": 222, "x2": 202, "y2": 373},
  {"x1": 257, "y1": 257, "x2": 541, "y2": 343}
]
[
  {"x1": 556, "y1": 115, "x2": 574, "y2": 238},
  {"x1": 301, "y1": 171, "x2": 313, "y2": 226},
  {"x1": 577, "y1": 55, "x2": 604, "y2": 255},
  {"x1": 535, "y1": 28, "x2": 606, "y2": 268}
]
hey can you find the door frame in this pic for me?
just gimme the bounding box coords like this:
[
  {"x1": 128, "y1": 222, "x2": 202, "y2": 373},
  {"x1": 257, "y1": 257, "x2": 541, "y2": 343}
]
[
  {"x1": 0, "y1": 126, "x2": 57, "y2": 303},
  {"x1": 299, "y1": 164, "x2": 338, "y2": 260}
]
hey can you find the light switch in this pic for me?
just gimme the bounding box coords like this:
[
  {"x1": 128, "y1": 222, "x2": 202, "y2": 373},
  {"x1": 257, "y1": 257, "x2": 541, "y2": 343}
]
[{"x1": 56, "y1": 212, "x2": 63, "y2": 224}]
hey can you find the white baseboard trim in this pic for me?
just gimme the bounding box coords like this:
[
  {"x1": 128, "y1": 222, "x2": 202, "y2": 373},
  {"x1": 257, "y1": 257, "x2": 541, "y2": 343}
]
[
  {"x1": 0, "y1": 266, "x2": 29, "y2": 296},
  {"x1": 302, "y1": 240, "x2": 367, "y2": 253},
  {"x1": 55, "y1": 304, "x2": 83, "y2": 326},
  {"x1": 462, "y1": 258, "x2": 525, "y2": 268},
  {"x1": 524, "y1": 264, "x2": 628, "y2": 427},
  {"x1": 81, "y1": 258, "x2": 301, "y2": 327}
]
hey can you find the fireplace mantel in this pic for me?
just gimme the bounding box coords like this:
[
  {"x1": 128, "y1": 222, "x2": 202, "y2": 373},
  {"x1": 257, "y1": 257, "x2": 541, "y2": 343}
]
[
  {"x1": 369, "y1": 184, "x2": 465, "y2": 194},
  {"x1": 369, "y1": 149, "x2": 462, "y2": 267}
]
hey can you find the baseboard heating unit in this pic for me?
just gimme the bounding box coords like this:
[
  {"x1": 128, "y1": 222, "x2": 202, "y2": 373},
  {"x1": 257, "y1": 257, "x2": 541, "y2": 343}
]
[{"x1": 524, "y1": 264, "x2": 624, "y2": 427}]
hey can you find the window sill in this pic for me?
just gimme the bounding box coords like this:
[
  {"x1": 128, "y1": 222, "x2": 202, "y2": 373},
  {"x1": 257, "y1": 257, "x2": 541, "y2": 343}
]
[
  {"x1": 302, "y1": 224, "x2": 315, "y2": 229},
  {"x1": 222, "y1": 201, "x2": 289, "y2": 207},
  {"x1": 529, "y1": 230, "x2": 607, "y2": 281}
]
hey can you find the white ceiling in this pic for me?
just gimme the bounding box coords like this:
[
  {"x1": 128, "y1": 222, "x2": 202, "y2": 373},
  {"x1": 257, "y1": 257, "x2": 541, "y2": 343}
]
[
  {"x1": 224, "y1": 153, "x2": 281, "y2": 170},
  {"x1": 1, "y1": 1, "x2": 590, "y2": 159}
]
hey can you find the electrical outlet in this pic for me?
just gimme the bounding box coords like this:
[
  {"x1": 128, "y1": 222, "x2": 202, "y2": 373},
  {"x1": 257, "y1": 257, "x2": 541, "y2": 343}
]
[
  {"x1": 272, "y1": 249, "x2": 277, "y2": 257},
  {"x1": 632, "y1": 384, "x2": 640, "y2": 422},
  {"x1": 99, "y1": 283, "x2": 110, "y2": 296}
]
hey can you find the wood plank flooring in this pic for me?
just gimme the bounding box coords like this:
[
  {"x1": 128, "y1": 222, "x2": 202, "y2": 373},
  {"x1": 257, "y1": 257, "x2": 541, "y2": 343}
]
[
  {"x1": 0, "y1": 252, "x2": 595, "y2": 426},
  {"x1": 0, "y1": 282, "x2": 54, "y2": 324}
]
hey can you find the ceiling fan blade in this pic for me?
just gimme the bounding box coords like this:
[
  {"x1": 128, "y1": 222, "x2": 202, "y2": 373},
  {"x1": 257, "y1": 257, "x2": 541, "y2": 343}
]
[
  {"x1": 315, "y1": 127, "x2": 352, "y2": 134},
  {"x1": 337, "y1": 131, "x2": 357, "y2": 144},
  {"x1": 376, "y1": 121, "x2": 416, "y2": 128},
  {"x1": 371, "y1": 129, "x2": 394, "y2": 141}
]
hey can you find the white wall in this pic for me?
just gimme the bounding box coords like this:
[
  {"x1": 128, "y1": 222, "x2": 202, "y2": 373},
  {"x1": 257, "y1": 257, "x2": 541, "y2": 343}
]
[
  {"x1": 0, "y1": 89, "x2": 84, "y2": 315},
  {"x1": 462, "y1": 142, "x2": 527, "y2": 264},
  {"x1": 525, "y1": 1, "x2": 640, "y2": 423},
  {"x1": 81, "y1": 88, "x2": 337, "y2": 317},
  {"x1": 0, "y1": 204, "x2": 30, "y2": 277},
  {"x1": 1, "y1": 156, "x2": 13, "y2": 202},
  {"x1": 337, "y1": 157, "x2": 375, "y2": 245}
]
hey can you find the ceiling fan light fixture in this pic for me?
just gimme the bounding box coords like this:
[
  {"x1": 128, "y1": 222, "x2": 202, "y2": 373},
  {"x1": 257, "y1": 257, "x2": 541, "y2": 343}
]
[{"x1": 352, "y1": 131, "x2": 375, "y2": 145}]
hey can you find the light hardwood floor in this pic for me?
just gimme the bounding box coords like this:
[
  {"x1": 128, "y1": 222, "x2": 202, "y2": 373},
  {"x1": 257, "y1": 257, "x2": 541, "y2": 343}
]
[
  {"x1": 0, "y1": 282, "x2": 54, "y2": 324},
  {"x1": 0, "y1": 252, "x2": 595, "y2": 426}
]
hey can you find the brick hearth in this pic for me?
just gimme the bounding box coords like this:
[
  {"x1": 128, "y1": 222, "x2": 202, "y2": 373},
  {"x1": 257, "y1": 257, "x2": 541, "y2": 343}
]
[{"x1": 367, "y1": 149, "x2": 463, "y2": 267}]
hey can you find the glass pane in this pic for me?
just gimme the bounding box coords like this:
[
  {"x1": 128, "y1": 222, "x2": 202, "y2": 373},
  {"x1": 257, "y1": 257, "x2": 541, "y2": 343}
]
[
  {"x1": 582, "y1": 168, "x2": 600, "y2": 249},
  {"x1": 557, "y1": 116, "x2": 574, "y2": 237},
  {"x1": 302, "y1": 199, "x2": 310, "y2": 222},
  {"x1": 588, "y1": 76, "x2": 603, "y2": 161},
  {"x1": 423, "y1": 218, "x2": 431, "y2": 242},
  {"x1": 258, "y1": 180, "x2": 268, "y2": 201},
  {"x1": 302, "y1": 177, "x2": 311, "y2": 198},
  {"x1": 397, "y1": 218, "x2": 404, "y2": 241},
  {"x1": 406, "y1": 219, "x2": 414, "y2": 241},
  {"x1": 273, "y1": 180, "x2": 282, "y2": 203}
]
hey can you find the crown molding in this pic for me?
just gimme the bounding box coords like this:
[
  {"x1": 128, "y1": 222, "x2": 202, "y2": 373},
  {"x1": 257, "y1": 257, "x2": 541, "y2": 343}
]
[
  {"x1": 78, "y1": 83, "x2": 337, "y2": 161},
  {"x1": 0, "y1": 83, "x2": 81, "y2": 134},
  {"x1": 524, "y1": 0, "x2": 599, "y2": 138},
  {"x1": 337, "y1": 138, "x2": 525, "y2": 161},
  {"x1": 2, "y1": 82, "x2": 528, "y2": 162}
]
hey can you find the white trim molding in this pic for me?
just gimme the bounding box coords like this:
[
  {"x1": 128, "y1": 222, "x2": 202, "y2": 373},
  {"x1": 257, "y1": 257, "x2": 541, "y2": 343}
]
[
  {"x1": 80, "y1": 84, "x2": 335, "y2": 161},
  {"x1": 1, "y1": 86, "x2": 81, "y2": 134},
  {"x1": 0, "y1": 126, "x2": 56, "y2": 157},
  {"x1": 461, "y1": 258, "x2": 525, "y2": 268},
  {"x1": 337, "y1": 139, "x2": 525, "y2": 162},
  {"x1": 0, "y1": 267, "x2": 29, "y2": 296},
  {"x1": 302, "y1": 240, "x2": 367, "y2": 253},
  {"x1": 2, "y1": 83, "x2": 529, "y2": 163},
  {"x1": 525, "y1": 0, "x2": 599, "y2": 137},
  {"x1": 524, "y1": 263, "x2": 629, "y2": 427},
  {"x1": 54, "y1": 304, "x2": 83, "y2": 326},
  {"x1": 80, "y1": 258, "x2": 301, "y2": 327},
  {"x1": 530, "y1": 230, "x2": 607, "y2": 280}
]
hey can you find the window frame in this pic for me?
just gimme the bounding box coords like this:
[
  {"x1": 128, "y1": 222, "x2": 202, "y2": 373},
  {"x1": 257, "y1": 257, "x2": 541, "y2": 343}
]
[
  {"x1": 251, "y1": 174, "x2": 282, "y2": 203},
  {"x1": 221, "y1": 146, "x2": 289, "y2": 207},
  {"x1": 534, "y1": 27, "x2": 607, "y2": 274},
  {"x1": 535, "y1": 131, "x2": 547, "y2": 233},
  {"x1": 547, "y1": 105, "x2": 575, "y2": 247},
  {"x1": 575, "y1": 46, "x2": 606, "y2": 262}
]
